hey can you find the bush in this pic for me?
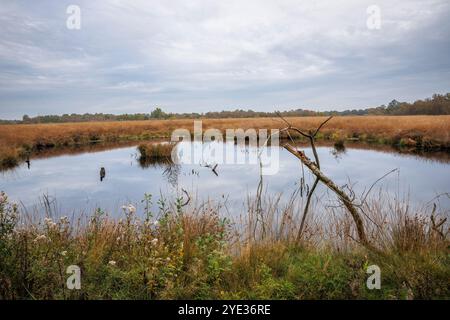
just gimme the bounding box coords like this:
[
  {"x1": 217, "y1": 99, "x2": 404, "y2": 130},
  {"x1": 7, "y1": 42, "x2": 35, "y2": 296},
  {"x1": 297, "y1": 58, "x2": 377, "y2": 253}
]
[{"x1": 138, "y1": 143, "x2": 173, "y2": 161}]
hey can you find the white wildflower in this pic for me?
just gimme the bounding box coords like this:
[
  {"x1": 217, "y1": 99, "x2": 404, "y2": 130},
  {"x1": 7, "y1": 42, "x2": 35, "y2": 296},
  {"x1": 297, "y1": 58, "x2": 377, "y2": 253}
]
[
  {"x1": 128, "y1": 205, "x2": 136, "y2": 214},
  {"x1": 61, "y1": 251, "x2": 67, "y2": 256},
  {"x1": 108, "y1": 260, "x2": 116, "y2": 266}
]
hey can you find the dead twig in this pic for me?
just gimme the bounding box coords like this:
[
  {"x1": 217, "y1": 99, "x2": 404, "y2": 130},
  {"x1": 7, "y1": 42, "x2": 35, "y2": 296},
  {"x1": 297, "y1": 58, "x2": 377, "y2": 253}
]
[
  {"x1": 181, "y1": 188, "x2": 190, "y2": 207},
  {"x1": 358, "y1": 168, "x2": 399, "y2": 207},
  {"x1": 203, "y1": 163, "x2": 219, "y2": 176},
  {"x1": 430, "y1": 204, "x2": 447, "y2": 239}
]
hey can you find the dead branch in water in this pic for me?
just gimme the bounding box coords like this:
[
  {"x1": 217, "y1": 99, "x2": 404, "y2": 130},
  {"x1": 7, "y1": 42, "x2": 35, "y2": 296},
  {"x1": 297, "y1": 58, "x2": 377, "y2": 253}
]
[
  {"x1": 275, "y1": 114, "x2": 376, "y2": 250},
  {"x1": 203, "y1": 163, "x2": 219, "y2": 176},
  {"x1": 283, "y1": 143, "x2": 370, "y2": 247},
  {"x1": 276, "y1": 113, "x2": 333, "y2": 242}
]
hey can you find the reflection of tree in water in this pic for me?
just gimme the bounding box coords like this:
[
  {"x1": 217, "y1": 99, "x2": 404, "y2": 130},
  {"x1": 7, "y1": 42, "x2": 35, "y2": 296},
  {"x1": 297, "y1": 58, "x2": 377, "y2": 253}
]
[
  {"x1": 138, "y1": 157, "x2": 180, "y2": 187},
  {"x1": 162, "y1": 163, "x2": 180, "y2": 187},
  {"x1": 138, "y1": 157, "x2": 171, "y2": 168}
]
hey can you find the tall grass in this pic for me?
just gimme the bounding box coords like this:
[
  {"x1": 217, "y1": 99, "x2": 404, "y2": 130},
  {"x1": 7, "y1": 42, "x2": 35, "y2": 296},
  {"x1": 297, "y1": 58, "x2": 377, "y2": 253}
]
[
  {"x1": 1, "y1": 116, "x2": 449, "y2": 169},
  {"x1": 0, "y1": 189, "x2": 448, "y2": 300},
  {"x1": 138, "y1": 143, "x2": 174, "y2": 162},
  {"x1": 0, "y1": 146, "x2": 19, "y2": 169}
]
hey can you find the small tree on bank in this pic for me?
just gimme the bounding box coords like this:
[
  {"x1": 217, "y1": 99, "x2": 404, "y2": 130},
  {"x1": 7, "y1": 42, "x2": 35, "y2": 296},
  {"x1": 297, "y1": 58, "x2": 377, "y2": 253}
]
[{"x1": 150, "y1": 107, "x2": 168, "y2": 119}]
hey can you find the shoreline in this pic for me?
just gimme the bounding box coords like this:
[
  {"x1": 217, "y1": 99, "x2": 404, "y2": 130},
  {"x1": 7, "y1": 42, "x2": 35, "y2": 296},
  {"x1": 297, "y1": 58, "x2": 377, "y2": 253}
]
[{"x1": 1, "y1": 115, "x2": 450, "y2": 170}]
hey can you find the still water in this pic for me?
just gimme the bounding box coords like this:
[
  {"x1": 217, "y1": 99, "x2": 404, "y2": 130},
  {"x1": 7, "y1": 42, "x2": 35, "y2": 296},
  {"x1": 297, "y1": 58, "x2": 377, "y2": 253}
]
[{"x1": 1, "y1": 142, "x2": 449, "y2": 217}]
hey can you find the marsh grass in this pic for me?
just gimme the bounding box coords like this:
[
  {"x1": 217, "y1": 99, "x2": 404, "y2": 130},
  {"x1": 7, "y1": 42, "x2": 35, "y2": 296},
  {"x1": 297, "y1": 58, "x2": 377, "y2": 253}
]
[
  {"x1": 138, "y1": 143, "x2": 174, "y2": 161},
  {"x1": 1, "y1": 115, "x2": 449, "y2": 169},
  {"x1": 0, "y1": 189, "x2": 448, "y2": 300},
  {"x1": 0, "y1": 146, "x2": 20, "y2": 169}
]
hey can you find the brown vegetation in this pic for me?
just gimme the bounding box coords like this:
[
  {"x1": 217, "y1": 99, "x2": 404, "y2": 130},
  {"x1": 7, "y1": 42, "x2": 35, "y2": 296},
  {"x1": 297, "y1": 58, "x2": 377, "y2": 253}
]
[
  {"x1": 138, "y1": 143, "x2": 174, "y2": 163},
  {"x1": 1, "y1": 115, "x2": 449, "y2": 168}
]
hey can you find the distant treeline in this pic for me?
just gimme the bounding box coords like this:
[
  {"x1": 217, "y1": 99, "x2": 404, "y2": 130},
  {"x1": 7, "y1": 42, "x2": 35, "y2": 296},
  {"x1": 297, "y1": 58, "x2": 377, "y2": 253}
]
[{"x1": 1, "y1": 93, "x2": 449, "y2": 124}]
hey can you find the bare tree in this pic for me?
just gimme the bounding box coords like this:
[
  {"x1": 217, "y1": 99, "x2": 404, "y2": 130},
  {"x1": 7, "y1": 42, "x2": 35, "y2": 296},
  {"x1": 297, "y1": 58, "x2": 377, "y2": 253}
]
[{"x1": 274, "y1": 114, "x2": 372, "y2": 249}]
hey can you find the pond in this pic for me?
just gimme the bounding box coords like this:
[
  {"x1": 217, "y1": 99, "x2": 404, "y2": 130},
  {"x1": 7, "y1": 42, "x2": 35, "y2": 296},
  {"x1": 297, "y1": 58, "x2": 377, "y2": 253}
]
[{"x1": 1, "y1": 141, "x2": 449, "y2": 218}]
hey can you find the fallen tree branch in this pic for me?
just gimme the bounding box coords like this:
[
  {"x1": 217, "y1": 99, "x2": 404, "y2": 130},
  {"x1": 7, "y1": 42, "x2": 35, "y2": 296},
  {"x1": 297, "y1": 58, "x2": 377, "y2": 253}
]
[
  {"x1": 275, "y1": 114, "x2": 333, "y2": 241},
  {"x1": 283, "y1": 143, "x2": 371, "y2": 248}
]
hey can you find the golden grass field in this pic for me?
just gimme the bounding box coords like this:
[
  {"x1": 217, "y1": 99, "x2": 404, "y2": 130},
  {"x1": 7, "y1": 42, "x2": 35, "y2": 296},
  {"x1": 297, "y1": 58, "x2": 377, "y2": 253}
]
[{"x1": 1, "y1": 115, "x2": 449, "y2": 167}]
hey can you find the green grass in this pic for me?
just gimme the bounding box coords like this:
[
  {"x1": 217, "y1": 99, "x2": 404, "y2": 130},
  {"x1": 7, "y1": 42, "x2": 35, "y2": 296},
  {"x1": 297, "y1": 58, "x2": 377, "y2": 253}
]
[{"x1": 0, "y1": 192, "x2": 449, "y2": 300}]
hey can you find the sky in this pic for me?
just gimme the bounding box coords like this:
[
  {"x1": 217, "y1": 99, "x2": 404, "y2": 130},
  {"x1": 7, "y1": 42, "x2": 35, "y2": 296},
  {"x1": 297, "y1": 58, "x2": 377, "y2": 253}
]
[{"x1": 0, "y1": 0, "x2": 449, "y2": 119}]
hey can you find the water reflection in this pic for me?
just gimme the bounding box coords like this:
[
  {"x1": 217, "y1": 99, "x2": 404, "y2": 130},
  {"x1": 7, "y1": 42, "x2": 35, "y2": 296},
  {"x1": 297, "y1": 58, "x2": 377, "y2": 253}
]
[
  {"x1": 0, "y1": 141, "x2": 449, "y2": 217},
  {"x1": 330, "y1": 141, "x2": 347, "y2": 160}
]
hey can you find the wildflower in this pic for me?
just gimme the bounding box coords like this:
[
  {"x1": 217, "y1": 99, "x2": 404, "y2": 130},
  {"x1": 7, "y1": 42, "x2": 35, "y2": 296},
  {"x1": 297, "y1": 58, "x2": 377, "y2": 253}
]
[
  {"x1": 151, "y1": 238, "x2": 158, "y2": 246},
  {"x1": 121, "y1": 204, "x2": 136, "y2": 214},
  {"x1": 128, "y1": 205, "x2": 136, "y2": 214},
  {"x1": 108, "y1": 260, "x2": 116, "y2": 266},
  {"x1": 153, "y1": 220, "x2": 159, "y2": 227},
  {"x1": 61, "y1": 251, "x2": 67, "y2": 256}
]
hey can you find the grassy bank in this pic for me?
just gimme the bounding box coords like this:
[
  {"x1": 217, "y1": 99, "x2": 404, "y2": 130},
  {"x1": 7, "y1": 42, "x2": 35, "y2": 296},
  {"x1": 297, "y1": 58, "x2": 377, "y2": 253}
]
[
  {"x1": 0, "y1": 191, "x2": 448, "y2": 300},
  {"x1": 1, "y1": 116, "x2": 449, "y2": 169}
]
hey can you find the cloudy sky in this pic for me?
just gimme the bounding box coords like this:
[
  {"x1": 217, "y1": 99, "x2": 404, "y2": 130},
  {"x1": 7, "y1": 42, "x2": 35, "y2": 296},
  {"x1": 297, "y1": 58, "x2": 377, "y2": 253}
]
[{"x1": 0, "y1": 0, "x2": 449, "y2": 119}]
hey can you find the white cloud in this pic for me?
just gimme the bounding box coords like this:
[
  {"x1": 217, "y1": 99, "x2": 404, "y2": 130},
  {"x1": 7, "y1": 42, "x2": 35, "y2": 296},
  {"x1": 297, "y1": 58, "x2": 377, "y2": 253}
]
[{"x1": 0, "y1": 0, "x2": 449, "y2": 118}]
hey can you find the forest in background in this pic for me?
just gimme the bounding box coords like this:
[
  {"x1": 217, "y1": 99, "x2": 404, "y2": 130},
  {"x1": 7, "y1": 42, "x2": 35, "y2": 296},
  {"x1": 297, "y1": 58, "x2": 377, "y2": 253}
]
[{"x1": 1, "y1": 93, "x2": 449, "y2": 124}]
